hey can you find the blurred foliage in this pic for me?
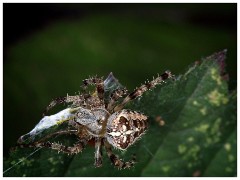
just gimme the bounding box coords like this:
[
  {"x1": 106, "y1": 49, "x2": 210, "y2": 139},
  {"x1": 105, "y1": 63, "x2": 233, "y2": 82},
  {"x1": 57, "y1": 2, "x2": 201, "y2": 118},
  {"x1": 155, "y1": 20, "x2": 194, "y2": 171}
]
[{"x1": 3, "y1": 50, "x2": 237, "y2": 177}]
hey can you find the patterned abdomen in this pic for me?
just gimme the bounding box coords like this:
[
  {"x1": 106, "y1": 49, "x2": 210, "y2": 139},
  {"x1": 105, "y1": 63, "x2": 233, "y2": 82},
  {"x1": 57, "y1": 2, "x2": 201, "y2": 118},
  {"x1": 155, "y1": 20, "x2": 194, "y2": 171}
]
[{"x1": 106, "y1": 110, "x2": 148, "y2": 150}]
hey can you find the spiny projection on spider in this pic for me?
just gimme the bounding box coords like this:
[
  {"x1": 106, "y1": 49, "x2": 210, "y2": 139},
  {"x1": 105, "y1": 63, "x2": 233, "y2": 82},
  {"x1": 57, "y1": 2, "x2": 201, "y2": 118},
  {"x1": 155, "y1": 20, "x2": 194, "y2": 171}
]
[{"x1": 16, "y1": 71, "x2": 173, "y2": 169}]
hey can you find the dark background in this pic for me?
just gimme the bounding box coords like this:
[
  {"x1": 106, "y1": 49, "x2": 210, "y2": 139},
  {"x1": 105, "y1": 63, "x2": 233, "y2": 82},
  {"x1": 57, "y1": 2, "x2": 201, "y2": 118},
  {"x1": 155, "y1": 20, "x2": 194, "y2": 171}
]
[{"x1": 3, "y1": 3, "x2": 237, "y2": 157}]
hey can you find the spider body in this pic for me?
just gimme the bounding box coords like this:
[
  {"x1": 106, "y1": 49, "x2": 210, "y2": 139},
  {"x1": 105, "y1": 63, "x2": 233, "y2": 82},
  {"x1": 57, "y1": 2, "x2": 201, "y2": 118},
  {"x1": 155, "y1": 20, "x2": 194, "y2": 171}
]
[
  {"x1": 17, "y1": 71, "x2": 172, "y2": 169},
  {"x1": 106, "y1": 110, "x2": 147, "y2": 150}
]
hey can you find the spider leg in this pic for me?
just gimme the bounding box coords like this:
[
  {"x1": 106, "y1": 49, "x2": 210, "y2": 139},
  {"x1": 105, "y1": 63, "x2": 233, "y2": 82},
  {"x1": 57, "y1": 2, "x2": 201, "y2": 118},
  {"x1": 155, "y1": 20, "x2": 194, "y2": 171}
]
[
  {"x1": 17, "y1": 130, "x2": 87, "y2": 155},
  {"x1": 104, "y1": 140, "x2": 136, "y2": 169},
  {"x1": 114, "y1": 71, "x2": 173, "y2": 112},
  {"x1": 42, "y1": 96, "x2": 66, "y2": 116},
  {"x1": 42, "y1": 94, "x2": 85, "y2": 117},
  {"x1": 21, "y1": 140, "x2": 86, "y2": 155},
  {"x1": 94, "y1": 138, "x2": 103, "y2": 167},
  {"x1": 107, "y1": 88, "x2": 128, "y2": 112},
  {"x1": 82, "y1": 76, "x2": 105, "y2": 104}
]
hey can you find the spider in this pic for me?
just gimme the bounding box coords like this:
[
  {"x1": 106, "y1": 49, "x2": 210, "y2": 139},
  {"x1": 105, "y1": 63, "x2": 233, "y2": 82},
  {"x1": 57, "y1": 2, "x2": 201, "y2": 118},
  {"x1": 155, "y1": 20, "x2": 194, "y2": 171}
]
[{"x1": 16, "y1": 71, "x2": 173, "y2": 169}]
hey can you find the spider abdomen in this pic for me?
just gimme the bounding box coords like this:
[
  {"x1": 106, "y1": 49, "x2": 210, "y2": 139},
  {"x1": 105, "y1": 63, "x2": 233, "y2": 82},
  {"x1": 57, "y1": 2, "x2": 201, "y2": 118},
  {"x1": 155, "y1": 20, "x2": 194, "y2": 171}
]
[{"x1": 106, "y1": 110, "x2": 148, "y2": 150}]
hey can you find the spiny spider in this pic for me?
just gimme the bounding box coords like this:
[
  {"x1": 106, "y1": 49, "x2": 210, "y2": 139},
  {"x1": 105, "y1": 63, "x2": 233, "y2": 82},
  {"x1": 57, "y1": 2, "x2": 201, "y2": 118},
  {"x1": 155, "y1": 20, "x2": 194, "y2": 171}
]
[{"x1": 17, "y1": 71, "x2": 173, "y2": 169}]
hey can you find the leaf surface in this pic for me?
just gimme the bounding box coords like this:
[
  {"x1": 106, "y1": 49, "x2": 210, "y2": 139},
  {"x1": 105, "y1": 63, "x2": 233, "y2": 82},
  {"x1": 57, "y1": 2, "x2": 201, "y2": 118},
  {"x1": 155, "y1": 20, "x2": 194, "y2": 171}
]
[{"x1": 3, "y1": 50, "x2": 237, "y2": 177}]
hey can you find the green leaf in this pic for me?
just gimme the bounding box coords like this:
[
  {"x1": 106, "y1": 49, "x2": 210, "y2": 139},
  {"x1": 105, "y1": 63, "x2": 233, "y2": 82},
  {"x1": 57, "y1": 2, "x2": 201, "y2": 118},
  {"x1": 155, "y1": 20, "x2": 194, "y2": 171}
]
[{"x1": 3, "y1": 50, "x2": 236, "y2": 177}]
